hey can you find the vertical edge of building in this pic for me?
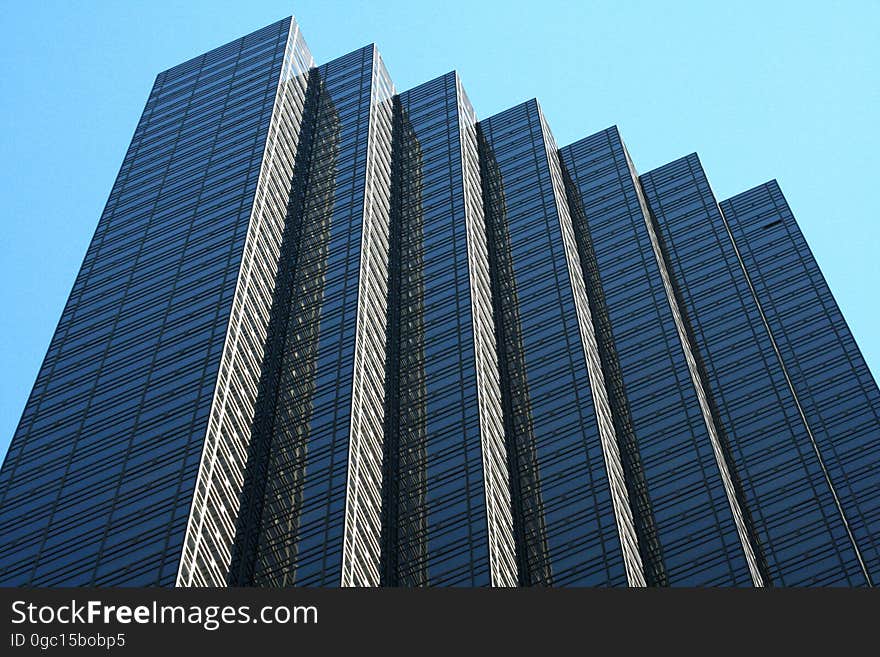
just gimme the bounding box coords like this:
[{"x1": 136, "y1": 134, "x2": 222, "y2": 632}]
[
  {"x1": 558, "y1": 128, "x2": 667, "y2": 585},
  {"x1": 381, "y1": 72, "x2": 516, "y2": 585},
  {"x1": 229, "y1": 44, "x2": 392, "y2": 587},
  {"x1": 455, "y1": 74, "x2": 518, "y2": 587},
  {"x1": 340, "y1": 45, "x2": 395, "y2": 587},
  {"x1": 632, "y1": 147, "x2": 764, "y2": 586},
  {"x1": 559, "y1": 129, "x2": 764, "y2": 585},
  {"x1": 533, "y1": 105, "x2": 645, "y2": 587},
  {"x1": 634, "y1": 154, "x2": 765, "y2": 586},
  {"x1": 478, "y1": 100, "x2": 640, "y2": 586},
  {"x1": 176, "y1": 18, "x2": 314, "y2": 587}
]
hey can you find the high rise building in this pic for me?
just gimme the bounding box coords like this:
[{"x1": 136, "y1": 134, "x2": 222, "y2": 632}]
[{"x1": 1, "y1": 16, "x2": 878, "y2": 587}]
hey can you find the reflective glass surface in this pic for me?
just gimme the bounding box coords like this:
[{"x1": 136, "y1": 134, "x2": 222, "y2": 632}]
[
  {"x1": 1, "y1": 16, "x2": 878, "y2": 589},
  {"x1": 229, "y1": 45, "x2": 393, "y2": 586},
  {"x1": 641, "y1": 156, "x2": 867, "y2": 585},
  {"x1": 0, "y1": 18, "x2": 295, "y2": 586},
  {"x1": 381, "y1": 72, "x2": 513, "y2": 586},
  {"x1": 560, "y1": 128, "x2": 752, "y2": 585},
  {"x1": 721, "y1": 182, "x2": 880, "y2": 584},
  {"x1": 478, "y1": 101, "x2": 627, "y2": 585}
]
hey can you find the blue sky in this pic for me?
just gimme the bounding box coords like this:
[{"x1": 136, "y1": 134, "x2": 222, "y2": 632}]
[{"x1": 1, "y1": 0, "x2": 877, "y2": 456}]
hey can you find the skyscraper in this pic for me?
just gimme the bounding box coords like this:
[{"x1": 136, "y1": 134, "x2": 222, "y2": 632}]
[{"x1": 1, "y1": 16, "x2": 877, "y2": 587}]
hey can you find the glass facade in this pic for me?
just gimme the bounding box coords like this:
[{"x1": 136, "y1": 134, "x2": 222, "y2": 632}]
[
  {"x1": 0, "y1": 18, "x2": 307, "y2": 586},
  {"x1": 381, "y1": 72, "x2": 515, "y2": 586},
  {"x1": 477, "y1": 102, "x2": 641, "y2": 586},
  {"x1": 559, "y1": 128, "x2": 756, "y2": 585},
  {"x1": 225, "y1": 45, "x2": 394, "y2": 587},
  {"x1": 720, "y1": 182, "x2": 880, "y2": 584},
  {"x1": 1, "y1": 16, "x2": 878, "y2": 588},
  {"x1": 640, "y1": 156, "x2": 870, "y2": 585},
  {"x1": 176, "y1": 20, "x2": 315, "y2": 588}
]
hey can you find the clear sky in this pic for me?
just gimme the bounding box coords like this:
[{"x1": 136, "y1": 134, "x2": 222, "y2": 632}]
[{"x1": 1, "y1": 0, "x2": 877, "y2": 457}]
